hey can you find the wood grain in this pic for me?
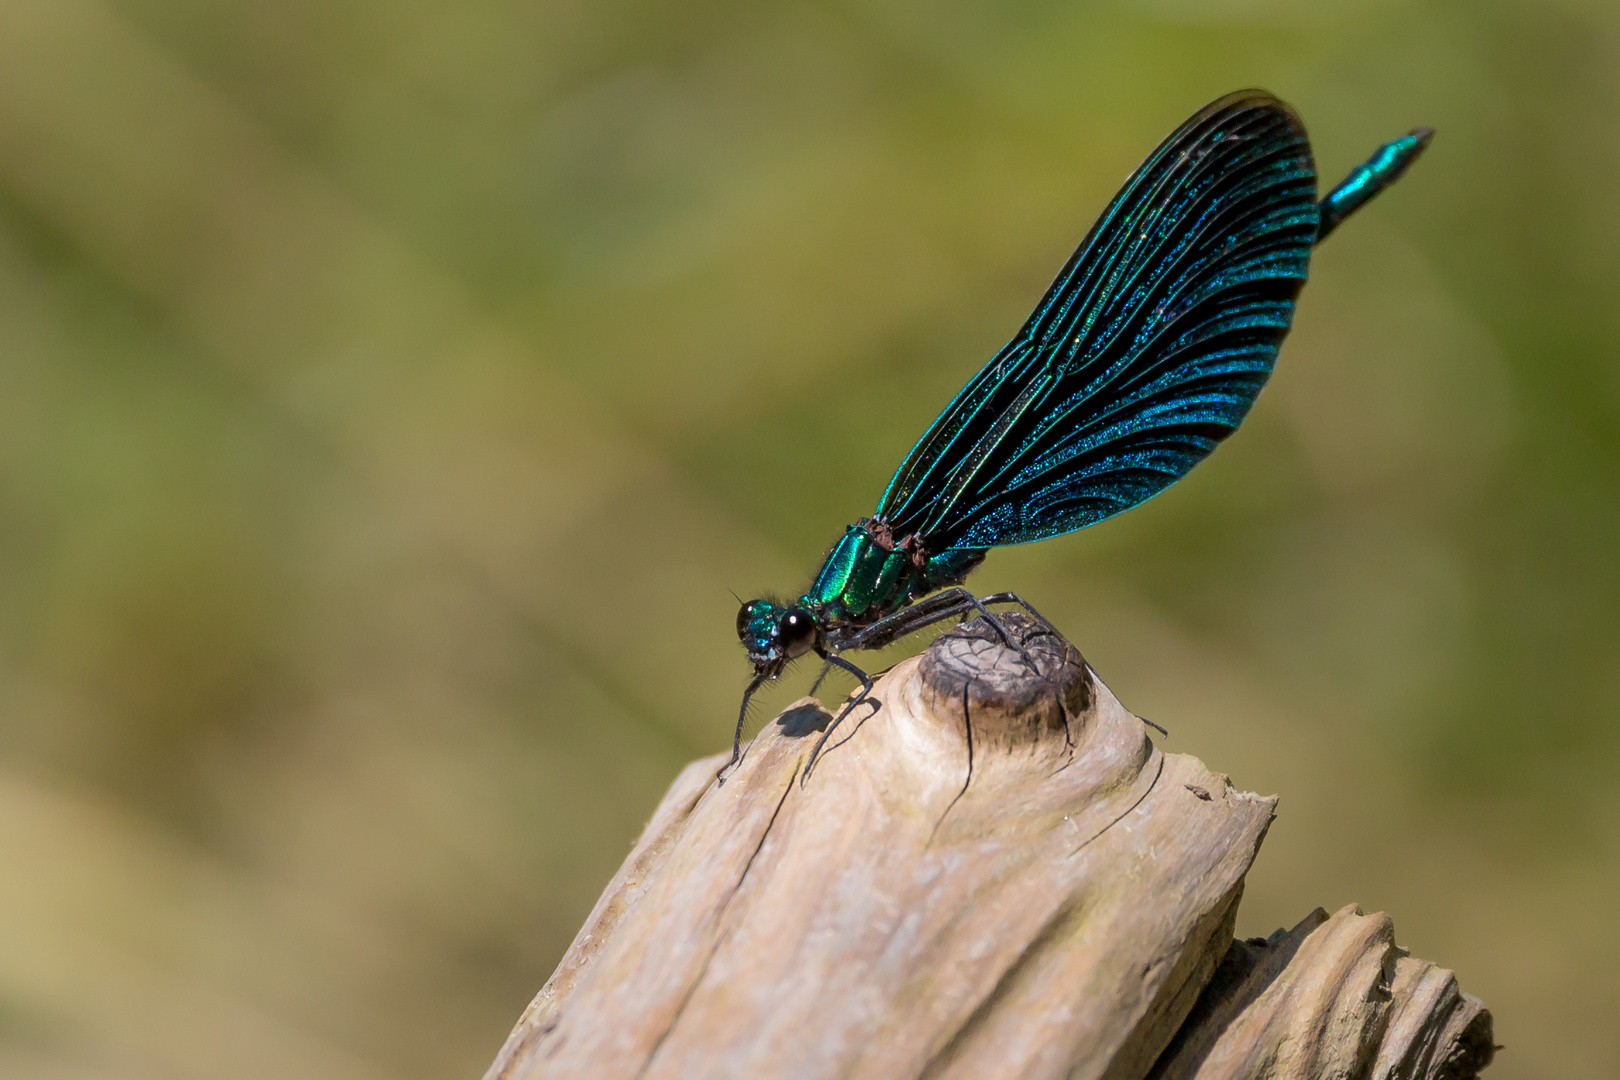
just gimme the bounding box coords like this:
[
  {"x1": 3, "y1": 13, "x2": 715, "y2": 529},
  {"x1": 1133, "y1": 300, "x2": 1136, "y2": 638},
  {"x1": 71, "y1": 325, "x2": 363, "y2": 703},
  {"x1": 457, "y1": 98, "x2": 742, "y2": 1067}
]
[{"x1": 485, "y1": 615, "x2": 1494, "y2": 1080}]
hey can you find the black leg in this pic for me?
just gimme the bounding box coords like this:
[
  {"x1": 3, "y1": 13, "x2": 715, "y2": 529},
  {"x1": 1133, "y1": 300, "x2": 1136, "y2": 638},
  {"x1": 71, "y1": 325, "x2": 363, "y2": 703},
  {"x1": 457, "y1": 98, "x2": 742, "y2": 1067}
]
[
  {"x1": 807, "y1": 656, "x2": 835, "y2": 697},
  {"x1": 719, "y1": 671, "x2": 769, "y2": 784},
  {"x1": 826, "y1": 589, "x2": 976, "y2": 651},
  {"x1": 951, "y1": 591, "x2": 1041, "y2": 672},
  {"x1": 802, "y1": 653, "x2": 877, "y2": 781},
  {"x1": 904, "y1": 588, "x2": 1041, "y2": 672},
  {"x1": 1049, "y1": 681, "x2": 1079, "y2": 776},
  {"x1": 835, "y1": 588, "x2": 1034, "y2": 669},
  {"x1": 821, "y1": 651, "x2": 873, "y2": 691},
  {"x1": 973, "y1": 591, "x2": 1085, "y2": 765},
  {"x1": 928, "y1": 683, "x2": 976, "y2": 846},
  {"x1": 977, "y1": 592, "x2": 1060, "y2": 638},
  {"x1": 799, "y1": 589, "x2": 1068, "y2": 784}
]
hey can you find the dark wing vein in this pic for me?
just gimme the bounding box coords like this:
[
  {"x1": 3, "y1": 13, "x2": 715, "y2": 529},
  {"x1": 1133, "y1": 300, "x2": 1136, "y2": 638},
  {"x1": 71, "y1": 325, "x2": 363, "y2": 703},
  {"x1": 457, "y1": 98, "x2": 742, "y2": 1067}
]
[{"x1": 873, "y1": 89, "x2": 1318, "y2": 550}]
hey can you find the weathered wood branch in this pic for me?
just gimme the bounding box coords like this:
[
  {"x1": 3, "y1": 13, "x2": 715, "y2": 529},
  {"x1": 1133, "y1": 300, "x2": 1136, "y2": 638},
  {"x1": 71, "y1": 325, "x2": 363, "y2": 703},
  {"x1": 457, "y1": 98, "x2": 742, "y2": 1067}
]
[{"x1": 486, "y1": 615, "x2": 1494, "y2": 1080}]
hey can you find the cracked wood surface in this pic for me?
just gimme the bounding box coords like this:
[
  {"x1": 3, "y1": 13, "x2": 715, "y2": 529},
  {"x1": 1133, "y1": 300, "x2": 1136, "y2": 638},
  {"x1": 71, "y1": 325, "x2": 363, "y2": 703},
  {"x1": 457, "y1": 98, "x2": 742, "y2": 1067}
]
[{"x1": 485, "y1": 616, "x2": 1494, "y2": 1080}]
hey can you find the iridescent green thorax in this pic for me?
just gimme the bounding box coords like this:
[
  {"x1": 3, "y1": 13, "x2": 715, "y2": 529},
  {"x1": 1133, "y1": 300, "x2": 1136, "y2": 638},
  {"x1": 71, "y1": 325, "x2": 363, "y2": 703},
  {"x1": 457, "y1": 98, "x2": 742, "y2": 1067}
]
[{"x1": 802, "y1": 521, "x2": 983, "y2": 624}]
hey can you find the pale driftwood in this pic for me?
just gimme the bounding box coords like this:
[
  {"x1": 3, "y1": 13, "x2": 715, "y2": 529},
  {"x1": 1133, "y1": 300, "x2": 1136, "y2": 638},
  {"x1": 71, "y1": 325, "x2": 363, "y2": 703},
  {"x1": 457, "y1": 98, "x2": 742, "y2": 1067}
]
[
  {"x1": 486, "y1": 616, "x2": 1493, "y2": 1080},
  {"x1": 1150, "y1": 906, "x2": 1495, "y2": 1080}
]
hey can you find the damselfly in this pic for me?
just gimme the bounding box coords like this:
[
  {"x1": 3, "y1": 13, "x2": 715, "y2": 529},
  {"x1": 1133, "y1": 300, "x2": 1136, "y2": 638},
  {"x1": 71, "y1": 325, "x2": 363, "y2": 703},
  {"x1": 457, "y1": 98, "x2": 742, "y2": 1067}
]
[{"x1": 733, "y1": 89, "x2": 1431, "y2": 775}]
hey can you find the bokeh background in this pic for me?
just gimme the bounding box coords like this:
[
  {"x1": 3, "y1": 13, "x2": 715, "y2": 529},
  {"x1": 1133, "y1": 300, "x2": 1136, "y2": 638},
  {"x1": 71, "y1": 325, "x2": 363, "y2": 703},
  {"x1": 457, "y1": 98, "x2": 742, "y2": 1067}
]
[{"x1": 0, "y1": 0, "x2": 1614, "y2": 1076}]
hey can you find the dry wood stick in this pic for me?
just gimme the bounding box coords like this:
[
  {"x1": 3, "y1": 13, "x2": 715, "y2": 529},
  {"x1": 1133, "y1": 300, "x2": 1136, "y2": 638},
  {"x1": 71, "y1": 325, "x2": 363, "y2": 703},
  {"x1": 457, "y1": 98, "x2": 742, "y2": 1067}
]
[{"x1": 486, "y1": 615, "x2": 1494, "y2": 1080}]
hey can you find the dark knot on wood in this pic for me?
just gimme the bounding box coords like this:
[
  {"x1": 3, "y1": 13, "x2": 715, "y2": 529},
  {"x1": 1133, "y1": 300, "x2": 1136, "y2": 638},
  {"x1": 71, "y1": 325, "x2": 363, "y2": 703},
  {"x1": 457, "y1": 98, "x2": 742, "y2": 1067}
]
[{"x1": 917, "y1": 612, "x2": 1091, "y2": 752}]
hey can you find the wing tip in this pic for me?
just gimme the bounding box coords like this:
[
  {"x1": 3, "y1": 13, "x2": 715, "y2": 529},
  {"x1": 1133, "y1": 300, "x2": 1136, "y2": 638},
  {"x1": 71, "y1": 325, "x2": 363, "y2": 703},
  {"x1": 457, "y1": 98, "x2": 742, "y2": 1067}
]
[{"x1": 1198, "y1": 87, "x2": 1307, "y2": 137}]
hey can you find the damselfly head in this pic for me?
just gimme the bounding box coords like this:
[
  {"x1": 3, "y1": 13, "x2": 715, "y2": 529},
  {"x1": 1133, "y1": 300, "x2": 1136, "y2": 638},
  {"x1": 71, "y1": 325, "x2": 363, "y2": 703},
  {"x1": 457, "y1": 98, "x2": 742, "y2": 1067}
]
[{"x1": 736, "y1": 598, "x2": 818, "y2": 673}]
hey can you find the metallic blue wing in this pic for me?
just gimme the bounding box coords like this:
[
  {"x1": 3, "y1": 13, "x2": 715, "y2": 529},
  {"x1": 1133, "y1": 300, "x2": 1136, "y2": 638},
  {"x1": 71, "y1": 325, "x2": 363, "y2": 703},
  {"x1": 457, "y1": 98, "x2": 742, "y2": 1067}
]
[{"x1": 875, "y1": 90, "x2": 1319, "y2": 549}]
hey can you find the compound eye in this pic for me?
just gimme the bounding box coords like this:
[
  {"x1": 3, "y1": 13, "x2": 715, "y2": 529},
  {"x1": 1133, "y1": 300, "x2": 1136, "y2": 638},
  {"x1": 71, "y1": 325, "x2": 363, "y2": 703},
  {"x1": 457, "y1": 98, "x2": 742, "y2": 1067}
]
[
  {"x1": 777, "y1": 608, "x2": 816, "y2": 657},
  {"x1": 737, "y1": 600, "x2": 767, "y2": 640}
]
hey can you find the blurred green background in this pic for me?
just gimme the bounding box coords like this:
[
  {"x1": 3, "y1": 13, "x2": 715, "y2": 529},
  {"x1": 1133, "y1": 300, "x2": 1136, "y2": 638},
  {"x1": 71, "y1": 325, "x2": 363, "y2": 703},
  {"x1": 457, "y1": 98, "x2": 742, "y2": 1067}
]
[{"x1": 0, "y1": 0, "x2": 1613, "y2": 1076}]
